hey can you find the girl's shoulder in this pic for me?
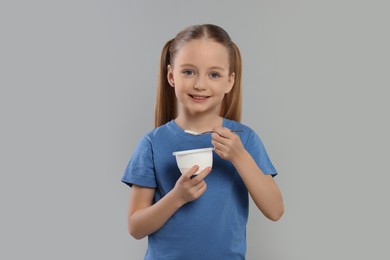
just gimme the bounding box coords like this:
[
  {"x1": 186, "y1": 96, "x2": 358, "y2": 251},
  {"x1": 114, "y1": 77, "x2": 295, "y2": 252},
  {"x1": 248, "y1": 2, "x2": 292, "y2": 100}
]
[{"x1": 142, "y1": 120, "x2": 179, "y2": 142}]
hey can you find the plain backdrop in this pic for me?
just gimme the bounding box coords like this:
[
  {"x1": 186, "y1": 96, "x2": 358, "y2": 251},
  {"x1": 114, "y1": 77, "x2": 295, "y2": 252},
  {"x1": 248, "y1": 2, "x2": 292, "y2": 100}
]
[{"x1": 1, "y1": 0, "x2": 389, "y2": 259}]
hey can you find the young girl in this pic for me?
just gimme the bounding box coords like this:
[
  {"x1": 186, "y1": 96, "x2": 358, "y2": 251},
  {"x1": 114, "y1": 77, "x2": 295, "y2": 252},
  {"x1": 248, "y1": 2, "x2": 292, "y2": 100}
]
[{"x1": 122, "y1": 24, "x2": 284, "y2": 260}]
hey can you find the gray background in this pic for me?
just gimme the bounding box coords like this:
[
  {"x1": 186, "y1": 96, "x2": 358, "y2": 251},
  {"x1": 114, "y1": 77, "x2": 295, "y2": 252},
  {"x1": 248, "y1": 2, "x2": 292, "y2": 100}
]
[{"x1": 1, "y1": 0, "x2": 389, "y2": 259}]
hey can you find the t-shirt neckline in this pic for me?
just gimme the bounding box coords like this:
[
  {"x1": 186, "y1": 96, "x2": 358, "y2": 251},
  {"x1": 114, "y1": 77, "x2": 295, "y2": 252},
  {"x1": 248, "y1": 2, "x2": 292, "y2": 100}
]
[{"x1": 168, "y1": 118, "x2": 228, "y2": 139}]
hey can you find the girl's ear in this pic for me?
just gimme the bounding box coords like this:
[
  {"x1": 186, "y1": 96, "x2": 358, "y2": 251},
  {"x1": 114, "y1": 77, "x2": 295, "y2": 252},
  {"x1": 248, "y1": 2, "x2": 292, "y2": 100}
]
[
  {"x1": 167, "y1": 65, "x2": 175, "y2": 87},
  {"x1": 225, "y1": 72, "x2": 235, "y2": 93}
]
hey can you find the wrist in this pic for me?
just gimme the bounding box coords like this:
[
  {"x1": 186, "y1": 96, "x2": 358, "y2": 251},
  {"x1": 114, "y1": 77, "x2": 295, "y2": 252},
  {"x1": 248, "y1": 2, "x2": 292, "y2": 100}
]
[
  {"x1": 231, "y1": 149, "x2": 250, "y2": 168},
  {"x1": 168, "y1": 187, "x2": 187, "y2": 208}
]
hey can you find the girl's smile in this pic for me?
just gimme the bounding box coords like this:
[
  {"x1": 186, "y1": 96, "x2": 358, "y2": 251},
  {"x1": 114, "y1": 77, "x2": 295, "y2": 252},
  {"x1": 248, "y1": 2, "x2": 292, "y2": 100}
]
[{"x1": 189, "y1": 94, "x2": 210, "y2": 102}]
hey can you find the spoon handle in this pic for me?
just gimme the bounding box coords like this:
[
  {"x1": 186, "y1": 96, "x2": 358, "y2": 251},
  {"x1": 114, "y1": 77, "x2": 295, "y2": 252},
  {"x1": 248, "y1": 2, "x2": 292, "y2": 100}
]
[
  {"x1": 200, "y1": 130, "x2": 244, "y2": 135},
  {"x1": 185, "y1": 129, "x2": 244, "y2": 135}
]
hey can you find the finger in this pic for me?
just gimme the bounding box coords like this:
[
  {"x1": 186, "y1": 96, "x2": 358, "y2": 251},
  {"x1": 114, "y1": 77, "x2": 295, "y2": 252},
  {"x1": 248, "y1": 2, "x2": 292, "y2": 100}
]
[
  {"x1": 212, "y1": 146, "x2": 225, "y2": 159},
  {"x1": 211, "y1": 132, "x2": 225, "y2": 141},
  {"x1": 211, "y1": 139, "x2": 224, "y2": 153},
  {"x1": 182, "y1": 165, "x2": 199, "y2": 180},
  {"x1": 211, "y1": 129, "x2": 232, "y2": 144},
  {"x1": 194, "y1": 182, "x2": 207, "y2": 197},
  {"x1": 211, "y1": 127, "x2": 224, "y2": 138},
  {"x1": 211, "y1": 132, "x2": 226, "y2": 146},
  {"x1": 193, "y1": 180, "x2": 205, "y2": 191},
  {"x1": 212, "y1": 127, "x2": 234, "y2": 138},
  {"x1": 191, "y1": 166, "x2": 212, "y2": 184}
]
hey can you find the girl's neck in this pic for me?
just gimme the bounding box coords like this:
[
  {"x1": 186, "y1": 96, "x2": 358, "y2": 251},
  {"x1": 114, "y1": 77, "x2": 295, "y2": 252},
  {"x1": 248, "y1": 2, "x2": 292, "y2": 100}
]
[{"x1": 174, "y1": 114, "x2": 223, "y2": 133}]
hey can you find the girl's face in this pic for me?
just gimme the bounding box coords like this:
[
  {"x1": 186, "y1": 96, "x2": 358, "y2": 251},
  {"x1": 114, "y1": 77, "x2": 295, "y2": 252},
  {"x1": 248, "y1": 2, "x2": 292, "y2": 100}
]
[{"x1": 167, "y1": 39, "x2": 235, "y2": 117}]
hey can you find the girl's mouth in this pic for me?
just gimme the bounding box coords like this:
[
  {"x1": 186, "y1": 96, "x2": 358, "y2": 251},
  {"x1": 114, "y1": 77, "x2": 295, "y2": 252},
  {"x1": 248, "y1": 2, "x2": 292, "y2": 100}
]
[{"x1": 189, "y1": 94, "x2": 210, "y2": 101}]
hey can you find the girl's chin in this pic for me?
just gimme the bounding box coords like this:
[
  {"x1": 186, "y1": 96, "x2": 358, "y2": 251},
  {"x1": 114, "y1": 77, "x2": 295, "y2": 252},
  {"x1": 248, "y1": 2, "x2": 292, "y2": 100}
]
[{"x1": 184, "y1": 105, "x2": 220, "y2": 116}]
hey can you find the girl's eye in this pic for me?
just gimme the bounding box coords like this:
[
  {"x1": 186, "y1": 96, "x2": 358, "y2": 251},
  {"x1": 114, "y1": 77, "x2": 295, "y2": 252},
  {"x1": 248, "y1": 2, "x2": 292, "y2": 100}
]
[
  {"x1": 182, "y1": 70, "x2": 195, "y2": 76},
  {"x1": 210, "y1": 72, "x2": 221, "y2": 79}
]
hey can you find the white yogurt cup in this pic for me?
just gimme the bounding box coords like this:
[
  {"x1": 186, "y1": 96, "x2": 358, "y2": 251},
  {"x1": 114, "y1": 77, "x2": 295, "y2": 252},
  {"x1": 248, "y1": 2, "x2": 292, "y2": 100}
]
[{"x1": 172, "y1": 147, "x2": 214, "y2": 175}]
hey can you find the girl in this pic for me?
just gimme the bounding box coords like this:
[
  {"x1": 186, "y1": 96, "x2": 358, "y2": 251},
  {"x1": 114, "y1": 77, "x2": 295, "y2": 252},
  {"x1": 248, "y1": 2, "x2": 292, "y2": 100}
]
[{"x1": 122, "y1": 24, "x2": 284, "y2": 260}]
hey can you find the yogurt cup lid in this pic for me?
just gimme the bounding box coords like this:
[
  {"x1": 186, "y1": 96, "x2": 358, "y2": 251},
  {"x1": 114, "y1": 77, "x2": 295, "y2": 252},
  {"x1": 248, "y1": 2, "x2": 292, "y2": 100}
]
[{"x1": 172, "y1": 147, "x2": 214, "y2": 156}]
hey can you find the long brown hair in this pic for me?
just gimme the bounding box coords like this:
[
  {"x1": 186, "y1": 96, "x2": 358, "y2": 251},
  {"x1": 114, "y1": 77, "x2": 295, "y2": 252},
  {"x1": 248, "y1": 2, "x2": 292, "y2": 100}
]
[{"x1": 155, "y1": 24, "x2": 242, "y2": 127}]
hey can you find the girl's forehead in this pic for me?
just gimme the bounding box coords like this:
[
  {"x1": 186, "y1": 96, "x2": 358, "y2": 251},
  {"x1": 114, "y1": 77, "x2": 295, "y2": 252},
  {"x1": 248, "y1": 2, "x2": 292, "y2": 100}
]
[{"x1": 174, "y1": 39, "x2": 230, "y2": 67}]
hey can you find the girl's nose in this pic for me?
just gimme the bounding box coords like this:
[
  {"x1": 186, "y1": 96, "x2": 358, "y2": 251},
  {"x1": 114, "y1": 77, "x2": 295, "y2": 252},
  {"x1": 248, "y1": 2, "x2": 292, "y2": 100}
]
[{"x1": 193, "y1": 77, "x2": 206, "y2": 91}]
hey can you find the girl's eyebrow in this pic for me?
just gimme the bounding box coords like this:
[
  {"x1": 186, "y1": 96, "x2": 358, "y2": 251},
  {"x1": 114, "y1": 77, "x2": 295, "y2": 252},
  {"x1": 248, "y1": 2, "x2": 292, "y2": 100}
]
[
  {"x1": 209, "y1": 66, "x2": 225, "y2": 71},
  {"x1": 179, "y1": 64, "x2": 225, "y2": 71}
]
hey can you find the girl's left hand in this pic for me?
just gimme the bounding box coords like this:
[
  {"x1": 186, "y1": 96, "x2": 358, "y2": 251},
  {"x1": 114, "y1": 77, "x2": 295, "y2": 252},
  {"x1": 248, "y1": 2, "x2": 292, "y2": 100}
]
[{"x1": 211, "y1": 127, "x2": 246, "y2": 162}]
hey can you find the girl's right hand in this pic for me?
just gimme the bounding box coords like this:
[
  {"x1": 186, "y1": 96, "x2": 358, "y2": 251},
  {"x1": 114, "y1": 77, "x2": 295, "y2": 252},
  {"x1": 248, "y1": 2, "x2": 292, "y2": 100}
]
[{"x1": 172, "y1": 165, "x2": 212, "y2": 205}]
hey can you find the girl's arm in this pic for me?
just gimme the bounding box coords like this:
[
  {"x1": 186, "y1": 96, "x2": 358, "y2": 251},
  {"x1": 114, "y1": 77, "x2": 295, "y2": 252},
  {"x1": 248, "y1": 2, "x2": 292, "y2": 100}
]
[
  {"x1": 231, "y1": 150, "x2": 284, "y2": 221},
  {"x1": 127, "y1": 165, "x2": 212, "y2": 239},
  {"x1": 211, "y1": 128, "x2": 284, "y2": 221}
]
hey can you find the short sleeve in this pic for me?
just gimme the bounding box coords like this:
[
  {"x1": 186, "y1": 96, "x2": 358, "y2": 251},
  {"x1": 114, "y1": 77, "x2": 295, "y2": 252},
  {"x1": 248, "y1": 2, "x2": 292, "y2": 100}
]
[
  {"x1": 245, "y1": 130, "x2": 277, "y2": 177},
  {"x1": 121, "y1": 135, "x2": 157, "y2": 188}
]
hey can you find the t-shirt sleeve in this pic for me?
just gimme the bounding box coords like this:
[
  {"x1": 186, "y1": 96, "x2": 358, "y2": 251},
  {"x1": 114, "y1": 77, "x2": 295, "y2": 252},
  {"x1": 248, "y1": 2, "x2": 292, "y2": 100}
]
[
  {"x1": 245, "y1": 130, "x2": 278, "y2": 177},
  {"x1": 121, "y1": 135, "x2": 157, "y2": 188}
]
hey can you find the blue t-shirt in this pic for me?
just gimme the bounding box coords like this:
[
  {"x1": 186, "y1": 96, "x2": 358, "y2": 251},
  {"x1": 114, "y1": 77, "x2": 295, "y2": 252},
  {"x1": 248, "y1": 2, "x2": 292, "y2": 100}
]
[{"x1": 122, "y1": 118, "x2": 277, "y2": 260}]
